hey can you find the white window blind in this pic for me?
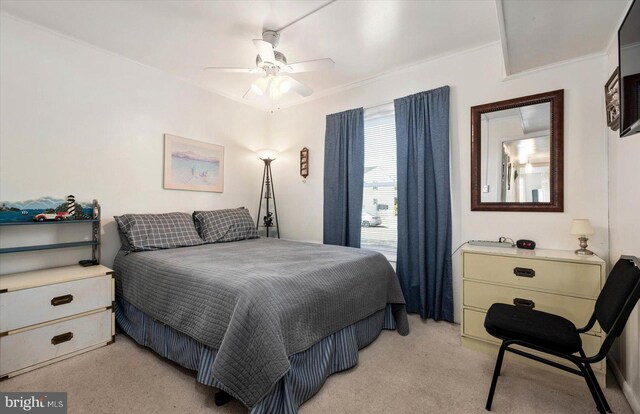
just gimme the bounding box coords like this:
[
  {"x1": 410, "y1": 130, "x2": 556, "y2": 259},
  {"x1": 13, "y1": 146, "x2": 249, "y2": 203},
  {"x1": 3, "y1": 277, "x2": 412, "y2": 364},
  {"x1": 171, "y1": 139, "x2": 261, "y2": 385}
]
[{"x1": 362, "y1": 106, "x2": 397, "y2": 257}]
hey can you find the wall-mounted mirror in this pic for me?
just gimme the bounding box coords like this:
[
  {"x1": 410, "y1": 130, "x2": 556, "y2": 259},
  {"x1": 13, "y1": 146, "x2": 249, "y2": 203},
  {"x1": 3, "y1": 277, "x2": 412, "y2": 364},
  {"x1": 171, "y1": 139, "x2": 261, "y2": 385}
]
[{"x1": 471, "y1": 90, "x2": 564, "y2": 212}]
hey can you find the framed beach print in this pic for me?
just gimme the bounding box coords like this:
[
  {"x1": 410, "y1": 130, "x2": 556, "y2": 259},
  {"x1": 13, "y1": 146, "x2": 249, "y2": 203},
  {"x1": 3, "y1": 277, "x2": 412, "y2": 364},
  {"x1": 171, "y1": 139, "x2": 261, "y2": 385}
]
[{"x1": 163, "y1": 134, "x2": 224, "y2": 193}]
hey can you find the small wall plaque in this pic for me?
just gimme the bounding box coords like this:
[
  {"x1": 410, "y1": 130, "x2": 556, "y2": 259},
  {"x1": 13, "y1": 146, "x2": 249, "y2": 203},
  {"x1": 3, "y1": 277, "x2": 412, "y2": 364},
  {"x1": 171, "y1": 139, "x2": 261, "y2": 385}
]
[
  {"x1": 300, "y1": 147, "x2": 309, "y2": 179},
  {"x1": 605, "y1": 67, "x2": 620, "y2": 131}
]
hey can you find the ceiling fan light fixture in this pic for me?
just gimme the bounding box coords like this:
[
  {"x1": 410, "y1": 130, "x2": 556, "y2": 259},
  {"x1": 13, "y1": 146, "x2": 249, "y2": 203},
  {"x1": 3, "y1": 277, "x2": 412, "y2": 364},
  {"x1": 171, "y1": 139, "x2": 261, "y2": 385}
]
[
  {"x1": 525, "y1": 162, "x2": 533, "y2": 174},
  {"x1": 279, "y1": 79, "x2": 292, "y2": 94},
  {"x1": 209, "y1": 32, "x2": 332, "y2": 102},
  {"x1": 251, "y1": 83, "x2": 264, "y2": 96},
  {"x1": 251, "y1": 77, "x2": 270, "y2": 96},
  {"x1": 518, "y1": 152, "x2": 528, "y2": 165}
]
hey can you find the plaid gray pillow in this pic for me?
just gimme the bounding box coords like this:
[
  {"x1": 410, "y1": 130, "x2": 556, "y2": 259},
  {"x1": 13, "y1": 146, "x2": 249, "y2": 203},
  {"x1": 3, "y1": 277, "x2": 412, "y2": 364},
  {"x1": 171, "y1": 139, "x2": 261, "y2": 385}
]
[
  {"x1": 114, "y1": 213, "x2": 204, "y2": 252},
  {"x1": 193, "y1": 208, "x2": 259, "y2": 243}
]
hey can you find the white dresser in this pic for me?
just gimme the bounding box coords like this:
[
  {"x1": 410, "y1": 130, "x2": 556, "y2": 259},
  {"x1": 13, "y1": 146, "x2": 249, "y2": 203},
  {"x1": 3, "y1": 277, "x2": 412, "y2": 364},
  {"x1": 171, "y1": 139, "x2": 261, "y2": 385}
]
[
  {"x1": 0, "y1": 265, "x2": 115, "y2": 380},
  {"x1": 460, "y1": 245, "x2": 607, "y2": 381}
]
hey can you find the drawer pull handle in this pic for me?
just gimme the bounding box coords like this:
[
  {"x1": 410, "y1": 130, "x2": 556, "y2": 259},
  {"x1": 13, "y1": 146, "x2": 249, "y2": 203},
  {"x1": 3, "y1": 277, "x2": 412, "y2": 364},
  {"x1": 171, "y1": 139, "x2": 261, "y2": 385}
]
[
  {"x1": 51, "y1": 294, "x2": 74, "y2": 306},
  {"x1": 51, "y1": 332, "x2": 73, "y2": 345},
  {"x1": 513, "y1": 298, "x2": 535, "y2": 309},
  {"x1": 513, "y1": 267, "x2": 535, "y2": 278}
]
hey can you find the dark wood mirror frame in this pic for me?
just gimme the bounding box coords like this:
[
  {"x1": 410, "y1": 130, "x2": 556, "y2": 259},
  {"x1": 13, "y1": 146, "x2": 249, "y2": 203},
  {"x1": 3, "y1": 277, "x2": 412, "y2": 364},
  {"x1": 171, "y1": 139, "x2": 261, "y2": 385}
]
[{"x1": 471, "y1": 89, "x2": 564, "y2": 212}]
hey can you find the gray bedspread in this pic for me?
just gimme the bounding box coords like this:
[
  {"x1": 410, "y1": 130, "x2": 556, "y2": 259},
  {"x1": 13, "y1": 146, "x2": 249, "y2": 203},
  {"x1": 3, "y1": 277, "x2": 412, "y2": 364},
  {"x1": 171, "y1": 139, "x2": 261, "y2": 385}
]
[{"x1": 114, "y1": 238, "x2": 408, "y2": 408}]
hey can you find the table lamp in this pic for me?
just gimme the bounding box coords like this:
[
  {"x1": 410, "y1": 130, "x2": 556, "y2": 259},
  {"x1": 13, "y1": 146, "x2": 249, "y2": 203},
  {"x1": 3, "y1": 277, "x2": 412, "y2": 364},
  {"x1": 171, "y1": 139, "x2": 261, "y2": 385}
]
[{"x1": 571, "y1": 219, "x2": 594, "y2": 255}]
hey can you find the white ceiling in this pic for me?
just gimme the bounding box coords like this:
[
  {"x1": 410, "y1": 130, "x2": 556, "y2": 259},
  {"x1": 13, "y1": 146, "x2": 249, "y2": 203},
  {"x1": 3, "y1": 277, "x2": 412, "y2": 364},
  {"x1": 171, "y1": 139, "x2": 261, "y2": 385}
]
[
  {"x1": 519, "y1": 103, "x2": 550, "y2": 134},
  {"x1": 499, "y1": 0, "x2": 629, "y2": 74},
  {"x1": 0, "y1": 0, "x2": 631, "y2": 110},
  {"x1": 504, "y1": 136, "x2": 550, "y2": 164},
  {"x1": 0, "y1": 0, "x2": 499, "y2": 110}
]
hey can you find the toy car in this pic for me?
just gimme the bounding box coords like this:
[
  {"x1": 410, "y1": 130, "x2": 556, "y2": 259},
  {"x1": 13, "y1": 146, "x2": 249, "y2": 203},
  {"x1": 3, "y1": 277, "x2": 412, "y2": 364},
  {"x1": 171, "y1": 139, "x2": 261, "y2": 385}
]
[{"x1": 33, "y1": 211, "x2": 70, "y2": 222}]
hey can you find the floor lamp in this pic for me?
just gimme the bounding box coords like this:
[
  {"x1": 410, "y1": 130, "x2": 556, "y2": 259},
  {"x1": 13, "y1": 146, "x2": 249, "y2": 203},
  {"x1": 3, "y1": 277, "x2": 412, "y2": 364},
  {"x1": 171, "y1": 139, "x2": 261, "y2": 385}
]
[{"x1": 256, "y1": 149, "x2": 280, "y2": 238}]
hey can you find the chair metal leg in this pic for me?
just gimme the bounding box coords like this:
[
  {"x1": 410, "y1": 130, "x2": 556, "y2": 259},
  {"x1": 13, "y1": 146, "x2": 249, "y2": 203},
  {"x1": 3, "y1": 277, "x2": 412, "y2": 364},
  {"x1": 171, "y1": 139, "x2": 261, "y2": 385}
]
[
  {"x1": 579, "y1": 349, "x2": 611, "y2": 413},
  {"x1": 486, "y1": 342, "x2": 507, "y2": 411},
  {"x1": 576, "y1": 363, "x2": 607, "y2": 414},
  {"x1": 584, "y1": 364, "x2": 611, "y2": 413}
]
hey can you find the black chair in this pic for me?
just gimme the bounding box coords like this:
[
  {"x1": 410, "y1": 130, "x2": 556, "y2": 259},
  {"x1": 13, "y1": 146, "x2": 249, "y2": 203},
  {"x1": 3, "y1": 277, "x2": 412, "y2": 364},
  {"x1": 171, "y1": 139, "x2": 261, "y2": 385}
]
[{"x1": 483, "y1": 256, "x2": 640, "y2": 413}]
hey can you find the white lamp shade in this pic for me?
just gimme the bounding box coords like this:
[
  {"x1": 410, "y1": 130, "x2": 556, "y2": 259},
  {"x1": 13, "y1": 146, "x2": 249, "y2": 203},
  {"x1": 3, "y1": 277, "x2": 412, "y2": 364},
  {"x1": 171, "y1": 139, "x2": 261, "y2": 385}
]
[
  {"x1": 257, "y1": 149, "x2": 278, "y2": 160},
  {"x1": 571, "y1": 219, "x2": 594, "y2": 236},
  {"x1": 251, "y1": 77, "x2": 270, "y2": 96}
]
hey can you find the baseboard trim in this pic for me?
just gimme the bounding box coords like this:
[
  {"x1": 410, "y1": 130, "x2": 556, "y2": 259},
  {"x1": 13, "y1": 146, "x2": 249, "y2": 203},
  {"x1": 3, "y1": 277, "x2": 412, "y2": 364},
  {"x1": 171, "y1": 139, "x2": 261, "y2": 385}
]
[{"x1": 609, "y1": 357, "x2": 640, "y2": 414}]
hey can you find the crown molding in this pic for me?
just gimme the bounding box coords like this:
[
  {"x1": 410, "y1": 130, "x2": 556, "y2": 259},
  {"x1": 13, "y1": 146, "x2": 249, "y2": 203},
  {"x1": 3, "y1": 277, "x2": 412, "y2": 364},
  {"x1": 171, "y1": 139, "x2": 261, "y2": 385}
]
[{"x1": 501, "y1": 51, "x2": 607, "y2": 82}]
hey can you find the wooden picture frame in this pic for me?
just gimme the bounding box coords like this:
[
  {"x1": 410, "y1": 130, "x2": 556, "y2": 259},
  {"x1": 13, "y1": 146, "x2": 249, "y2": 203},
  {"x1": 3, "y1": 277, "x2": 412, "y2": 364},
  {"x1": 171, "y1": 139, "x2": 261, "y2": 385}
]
[
  {"x1": 300, "y1": 147, "x2": 309, "y2": 179},
  {"x1": 605, "y1": 68, "x2": 621, "y2": 131},
  {"x1": 470, "y1": 90, "x2": 564, "y2": 212},
  {"x1": 163, "y1": 134, "x2": 224, "y2": 193}
]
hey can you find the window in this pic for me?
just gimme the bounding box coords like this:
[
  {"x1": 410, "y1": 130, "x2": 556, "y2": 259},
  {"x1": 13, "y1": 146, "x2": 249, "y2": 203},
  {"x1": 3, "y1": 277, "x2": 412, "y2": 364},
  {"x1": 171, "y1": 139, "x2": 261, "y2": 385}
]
[{"x1": 362, "y1": 105, "x2": 397, "y2": 258}]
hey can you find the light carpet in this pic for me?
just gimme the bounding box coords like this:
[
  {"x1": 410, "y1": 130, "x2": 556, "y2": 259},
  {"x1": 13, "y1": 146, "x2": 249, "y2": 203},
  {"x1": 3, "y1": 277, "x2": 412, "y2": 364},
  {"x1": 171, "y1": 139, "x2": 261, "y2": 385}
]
[{"x1": 0, "y1": 315, "x2": 632, "y2": 413}]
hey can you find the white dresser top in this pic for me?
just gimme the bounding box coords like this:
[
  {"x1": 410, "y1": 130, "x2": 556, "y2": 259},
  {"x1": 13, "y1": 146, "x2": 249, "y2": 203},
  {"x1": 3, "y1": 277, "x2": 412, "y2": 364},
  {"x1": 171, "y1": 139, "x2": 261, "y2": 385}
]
[
  {"x1": 0, "y1": 264, "x2": 113, "y2": 292},
  {"x1": 461, "y1": 244, "x2": 606, "y2": 265}
]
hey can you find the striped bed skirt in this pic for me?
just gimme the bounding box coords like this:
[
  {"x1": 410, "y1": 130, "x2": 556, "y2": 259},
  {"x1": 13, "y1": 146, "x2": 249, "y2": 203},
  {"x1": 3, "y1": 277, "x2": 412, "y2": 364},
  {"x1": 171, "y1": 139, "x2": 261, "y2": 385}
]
[{"x1": 115, "y1": 297, "x2": 397, "y2": 413}]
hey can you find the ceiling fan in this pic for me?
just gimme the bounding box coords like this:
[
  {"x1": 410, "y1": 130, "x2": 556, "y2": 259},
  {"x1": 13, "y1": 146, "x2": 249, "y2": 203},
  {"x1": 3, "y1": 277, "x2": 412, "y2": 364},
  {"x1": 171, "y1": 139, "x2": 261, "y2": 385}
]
[{"x1": 204, "y1": 30, "x2": 334, "y2": 100}]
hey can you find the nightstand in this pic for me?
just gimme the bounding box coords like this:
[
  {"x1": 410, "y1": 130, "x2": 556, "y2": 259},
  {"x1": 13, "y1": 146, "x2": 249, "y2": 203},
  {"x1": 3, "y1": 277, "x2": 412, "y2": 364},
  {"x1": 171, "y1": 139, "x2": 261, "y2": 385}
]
[{"x1": 0, "y1": 264, "x2": 115, "y2": 380}]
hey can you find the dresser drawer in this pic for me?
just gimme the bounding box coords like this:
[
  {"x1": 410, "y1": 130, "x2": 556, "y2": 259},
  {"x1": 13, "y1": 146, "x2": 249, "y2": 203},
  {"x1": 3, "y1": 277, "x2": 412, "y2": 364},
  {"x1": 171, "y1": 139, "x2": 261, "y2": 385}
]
[
  {"x1": 462, "y1": 308, "x2": 603, "y2": 370},
  {"x1": 0, "y1": 309, "x2": 112, "y2": 376},
  {"x1": 463, "y1": 280, "x2": 599, "y2": 332},
  {"x1": 0, "y1": 275, "x2": 112, "y2": 333},
  {"x1": 463, "y1": 253, "x2": 601, "y2": 298}
]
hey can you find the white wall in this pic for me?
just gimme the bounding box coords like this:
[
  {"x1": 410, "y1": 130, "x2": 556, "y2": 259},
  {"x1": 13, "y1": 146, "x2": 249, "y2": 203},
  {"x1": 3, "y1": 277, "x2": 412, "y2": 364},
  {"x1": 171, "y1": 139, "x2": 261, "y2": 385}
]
[
  {"x1": 267, "y1": 42, "x2": 610, "y2": 324},
  {"x1": 606, "y1": 38, "x2": 640, "y2": 413},
  {"x1": 0, "y1": 15, "x2": 267, "y2": 274}
]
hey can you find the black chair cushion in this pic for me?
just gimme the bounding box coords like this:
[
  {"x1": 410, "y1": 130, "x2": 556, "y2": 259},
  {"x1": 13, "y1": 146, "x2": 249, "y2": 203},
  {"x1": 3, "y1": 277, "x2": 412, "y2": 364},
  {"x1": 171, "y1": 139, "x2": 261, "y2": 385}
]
[{"x1": 484, "y1": 303, "x2": 582, "y2": 354}]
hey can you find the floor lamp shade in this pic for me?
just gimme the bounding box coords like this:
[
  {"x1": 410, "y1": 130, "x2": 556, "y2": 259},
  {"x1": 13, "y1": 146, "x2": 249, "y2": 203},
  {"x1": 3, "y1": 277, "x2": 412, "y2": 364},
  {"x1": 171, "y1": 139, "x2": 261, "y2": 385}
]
[{"x1": 257, "y1": 149, "x2": 278, "y2": 161}]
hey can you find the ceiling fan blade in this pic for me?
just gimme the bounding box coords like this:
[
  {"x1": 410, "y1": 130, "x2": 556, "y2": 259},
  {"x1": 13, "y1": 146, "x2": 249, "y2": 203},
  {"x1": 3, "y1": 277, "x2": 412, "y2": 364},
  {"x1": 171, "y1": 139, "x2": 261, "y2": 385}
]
[
  {"x1": 284, "y1": 76, "x2": 313, "y2": 97},
  {"x1": 242, "y1": 85, "x2": 258, "y2": 99},
  {"x1": 284, "y1": 58, "x2": 334, "y2": 73},
  {"x1": 252, "y1": 39, "x2": 276, "y2": 64},
  {"x1": 203, "y1": 67, "x2": 262, "y2": 73}
]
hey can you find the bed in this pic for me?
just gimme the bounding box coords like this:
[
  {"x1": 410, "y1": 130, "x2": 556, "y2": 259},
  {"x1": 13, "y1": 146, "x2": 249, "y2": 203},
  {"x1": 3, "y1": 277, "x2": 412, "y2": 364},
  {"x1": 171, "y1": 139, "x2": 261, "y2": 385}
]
[{"x1": 113, "y1": 236, "x2": 409, "y2": 413}]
